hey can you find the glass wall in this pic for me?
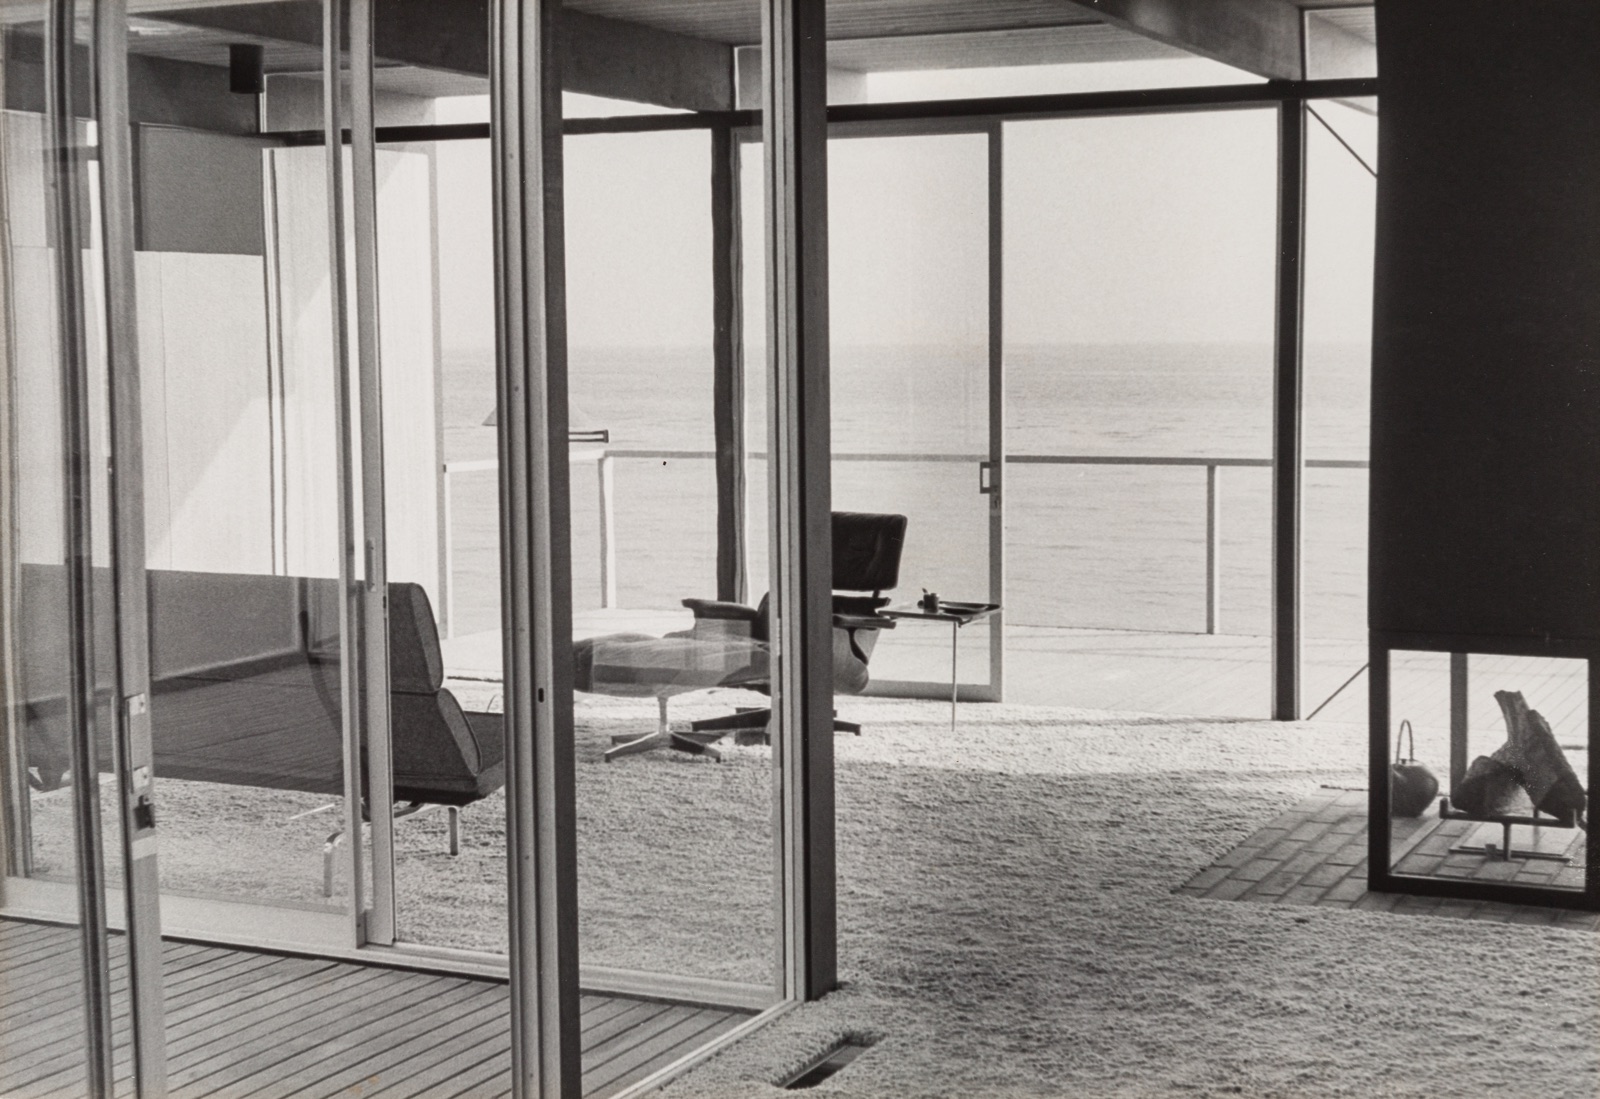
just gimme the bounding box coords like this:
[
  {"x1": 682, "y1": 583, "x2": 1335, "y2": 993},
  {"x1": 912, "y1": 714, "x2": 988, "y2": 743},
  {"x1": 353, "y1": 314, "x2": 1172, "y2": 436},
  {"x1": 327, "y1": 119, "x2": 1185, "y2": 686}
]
[
  {"x1": 827, "y1": 129, "x2": 994, "y2": 697},
  {"x1": 1002, "y1": 109, "x2": 1278, "y2": 716},
  {"x1": 564, "y1": 120, "x2": 780, "y2": 1000},
  {"x1": 1302, "y1": 98, "x2": 1377, "y2": 725},
  {"x1": 1385, "y1": 650, "x2": 1588, "y2": 895},
  {"x1": 0, "y1": 6, "x2": 138, "y2": 1092}
]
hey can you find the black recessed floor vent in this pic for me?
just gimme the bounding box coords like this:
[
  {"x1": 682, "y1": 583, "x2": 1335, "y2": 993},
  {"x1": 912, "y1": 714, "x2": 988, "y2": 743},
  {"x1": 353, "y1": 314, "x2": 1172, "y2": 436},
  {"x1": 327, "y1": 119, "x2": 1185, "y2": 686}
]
[{"x1": 780, "y1": 1040, "x2": 871, "y2": 1089}]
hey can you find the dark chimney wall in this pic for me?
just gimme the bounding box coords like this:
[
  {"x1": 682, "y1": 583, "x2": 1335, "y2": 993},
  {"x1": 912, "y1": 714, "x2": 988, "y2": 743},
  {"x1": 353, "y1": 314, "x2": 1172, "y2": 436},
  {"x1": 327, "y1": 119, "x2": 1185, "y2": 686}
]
[{"x1": 1369, "y1": 1, "x2": 1600, "y2": 640}]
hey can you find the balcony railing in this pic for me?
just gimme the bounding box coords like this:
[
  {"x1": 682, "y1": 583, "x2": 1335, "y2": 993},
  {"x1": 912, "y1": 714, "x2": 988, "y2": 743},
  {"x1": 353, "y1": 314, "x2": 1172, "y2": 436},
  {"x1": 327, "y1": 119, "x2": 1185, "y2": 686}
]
[{"x1": 439, "y1": 449, "x2": 1369, "y2": 639}]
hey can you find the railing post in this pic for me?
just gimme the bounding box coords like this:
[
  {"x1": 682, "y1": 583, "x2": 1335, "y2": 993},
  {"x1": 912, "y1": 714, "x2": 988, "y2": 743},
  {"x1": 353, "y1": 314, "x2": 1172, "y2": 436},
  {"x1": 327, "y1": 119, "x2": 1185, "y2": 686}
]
[
  {"x1": 1206, "y1": 463, "x2": 1221, "y2": 634},
  {"x1": 597, "y1": 453, "x2": 616, "y2": 608},
  {"x1": 441, "y1": 466, "x2": 454, "y2": 638}
]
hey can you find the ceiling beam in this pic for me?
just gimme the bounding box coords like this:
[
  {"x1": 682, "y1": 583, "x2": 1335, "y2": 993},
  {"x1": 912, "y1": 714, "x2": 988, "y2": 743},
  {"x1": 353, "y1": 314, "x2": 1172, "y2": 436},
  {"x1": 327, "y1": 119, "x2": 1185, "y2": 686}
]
[
  {"x1": 158, "y1": 1, "x2": 734, "y2": 110},
  {"x1": 1057, "y1": 0, "x2": 1304, "y2": 80}
]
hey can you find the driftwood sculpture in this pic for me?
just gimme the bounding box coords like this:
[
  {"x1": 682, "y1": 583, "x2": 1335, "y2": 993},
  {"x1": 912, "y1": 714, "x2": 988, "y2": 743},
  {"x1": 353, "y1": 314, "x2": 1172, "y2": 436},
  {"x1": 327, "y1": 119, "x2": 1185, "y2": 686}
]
[{"x1": 1452, "y1": 690, "x2": 1586, "y2": 827}]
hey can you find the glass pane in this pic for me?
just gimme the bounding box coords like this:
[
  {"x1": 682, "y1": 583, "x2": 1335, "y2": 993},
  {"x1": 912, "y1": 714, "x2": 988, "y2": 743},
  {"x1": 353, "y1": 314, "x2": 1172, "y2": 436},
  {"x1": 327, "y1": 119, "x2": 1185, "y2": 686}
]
[
  {"x1": 1, "y1": 6, "x2": 131, "y2": 1093},
  {"x1": 1388, "y1": 651, "x2": 1588, "y2": 894},
  {"x1": 1302, "y1": 99, "x2": 1377, "y2": 724},
  {"x1": 383, "y1": 132, "x2": 509, "y2": 953},
  {"x1": 566, "y1": 122, "x2": 779, "y2": 995},
  {"x1": 1305, "y1": 7, "x2": 1377, "y2": 80},
  {"x1": 828, "y1": 131, "x2": 992, "y2": 694},
  {"x1": 1003, "y1": 110, "x2": 1278, "y2": 716},
  {"x1": 121, "y1": 1, "x2": 353, "y2": 931}
]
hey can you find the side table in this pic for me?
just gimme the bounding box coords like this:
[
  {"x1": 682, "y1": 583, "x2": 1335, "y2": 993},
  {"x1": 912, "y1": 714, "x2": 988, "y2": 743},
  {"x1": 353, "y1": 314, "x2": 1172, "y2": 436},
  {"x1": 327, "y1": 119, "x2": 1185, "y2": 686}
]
[{"x1": 880, "y1": 600, "x2": 1000, "y2": 729}]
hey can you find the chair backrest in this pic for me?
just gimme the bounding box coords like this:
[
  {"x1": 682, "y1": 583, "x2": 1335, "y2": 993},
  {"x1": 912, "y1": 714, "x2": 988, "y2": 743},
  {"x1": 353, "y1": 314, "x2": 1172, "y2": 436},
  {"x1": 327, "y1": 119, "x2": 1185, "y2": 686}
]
[{"x1": 832, "y1": 511, "x2": 907, "y2": 594}]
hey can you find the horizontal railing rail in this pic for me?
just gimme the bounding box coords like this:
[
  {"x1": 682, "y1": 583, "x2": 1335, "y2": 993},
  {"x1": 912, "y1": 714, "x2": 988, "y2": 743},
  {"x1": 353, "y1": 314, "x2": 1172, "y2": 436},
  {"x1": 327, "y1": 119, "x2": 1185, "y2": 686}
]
[{"x1": 439, "y1": 449, "x2": 1370, "y2": 638}]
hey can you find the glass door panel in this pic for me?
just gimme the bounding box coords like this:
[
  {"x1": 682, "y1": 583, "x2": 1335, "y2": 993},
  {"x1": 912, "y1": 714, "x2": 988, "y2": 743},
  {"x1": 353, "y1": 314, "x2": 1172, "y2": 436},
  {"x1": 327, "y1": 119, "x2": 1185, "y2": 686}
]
[
  {"x1": 1302, "y1": 99, "x2": 1377, "y2": 724},
  {"x1": 564, "y1": 121, "x2": 780, "y2": 1003},
  {"x1": 1, "y1": 6, "x2": 151, "y2": 1092},
  {"x1": 827, "y1": 130, "x2": 997, "y2": 700},
  {"x1": 1002, "y1": 110, "x2": 1278, "y2": 717},
  {"x1": 379, "y1": 130, "x2": 510, "y2": 954},
  {"x1": 114, "y1": 0, "x2": 355, "y2": 946}
]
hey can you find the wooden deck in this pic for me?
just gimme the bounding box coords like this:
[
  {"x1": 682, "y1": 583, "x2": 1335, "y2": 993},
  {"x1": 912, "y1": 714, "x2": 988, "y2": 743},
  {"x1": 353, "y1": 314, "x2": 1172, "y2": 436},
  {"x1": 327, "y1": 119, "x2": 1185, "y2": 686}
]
[{"x1": 0, "y1": 919, "x2": 751, "y2": 1099}]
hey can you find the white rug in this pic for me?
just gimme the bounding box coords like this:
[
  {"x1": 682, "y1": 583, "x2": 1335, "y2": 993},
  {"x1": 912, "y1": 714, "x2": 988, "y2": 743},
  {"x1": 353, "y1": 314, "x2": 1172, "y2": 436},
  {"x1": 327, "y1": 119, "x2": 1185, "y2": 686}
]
[{"x1": 656, "y1": 698, "x2": 1600, "y2": 1099}]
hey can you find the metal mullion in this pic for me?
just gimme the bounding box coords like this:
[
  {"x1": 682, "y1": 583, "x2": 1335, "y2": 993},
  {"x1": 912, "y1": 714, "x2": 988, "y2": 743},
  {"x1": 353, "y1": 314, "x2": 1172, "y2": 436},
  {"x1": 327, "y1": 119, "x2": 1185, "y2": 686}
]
[
  {"x1": 349, "y1": 0, "x2": 395, "y2": 947},
  {"x1": 987, "y1": 121, "x2": 1005, "y2": 704},
  {"x1": 44, "y1": 1, "x2": 114, "y2": 1095},
  {"x1": 0, "y1": 7, "x2": 30, "y2": 881},
  {"x1": 323, "y1": 0, "x2": 367, "y2": 942},
  {"x1": 764, "y1": 0, "x2": 835, "y2": 1004},
  {"x1": 92, "y1": 0, "x2": 166, "y2": 1092},
  {"x1": 711, "y1": 122, "x2": 746, "y2": 605},
  {"x1": 491, "y1": 0, "x2": 582, "y2": 1096},
  {"x1": 1272, "y1": 100, "x2": 1307, "y2": 721}
]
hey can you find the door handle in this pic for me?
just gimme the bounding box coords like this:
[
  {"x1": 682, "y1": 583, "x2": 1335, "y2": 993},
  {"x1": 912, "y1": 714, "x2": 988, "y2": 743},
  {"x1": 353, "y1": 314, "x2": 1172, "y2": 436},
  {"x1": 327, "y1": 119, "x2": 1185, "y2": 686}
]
[{"x1": 978, "y1": 461, "x2": 994, "y2": 495}]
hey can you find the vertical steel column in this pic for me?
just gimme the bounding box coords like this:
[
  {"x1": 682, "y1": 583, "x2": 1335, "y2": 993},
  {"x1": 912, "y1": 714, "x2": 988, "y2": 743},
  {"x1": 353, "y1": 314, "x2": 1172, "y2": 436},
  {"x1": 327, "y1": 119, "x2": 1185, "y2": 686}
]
[
  {"x1": 712, "y1": 122, "x2": 747, "y2": 605},
  {"x1": 350, "y1": 0, "x2": 396, "y2": 946},
  {"x1": 45, "y1": 1, "x2": 114, "y2": 1094},
  {"x1": 491, "y1": 0, "x2": 582, "y2": 1094},
  {"x1": 1206, "y1": 464, "x2": 1222, "y2": 634},
  {"x1": 764, "y1": 0, "x2": 836, "y2": 1001},
  {"x1": 324, "y1": 0, "x2": 369, "y2": 942},
  {"x1": 986, "y1": 122, "x2": 1005, "y2": 701},
  {"x1": 1272, "y1": 100, "x2": 1307, "y2": 721},
  {"x1": 1449, "y1": 653, "x2": 1468, "y2": 788},
  {"x1": 1366, "y1": 641, "x2": 1391, "y2": 884},
  {"x1": 94, "y1": 0, "x2": 167, "y2": 1091}
]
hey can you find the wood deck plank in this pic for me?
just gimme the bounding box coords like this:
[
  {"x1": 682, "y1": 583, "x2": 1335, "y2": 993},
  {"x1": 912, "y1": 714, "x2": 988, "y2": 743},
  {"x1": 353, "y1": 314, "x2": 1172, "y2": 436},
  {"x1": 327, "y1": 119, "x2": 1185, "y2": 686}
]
[
  {"x1": 373, "y1": 1016, "x2": 511, "y2": 1099},
  {"x1": 594, "y1": 1010, "x2": 749, "y2": 1099},
  {"x1": 0, "y1": 953, "x2": 135, "y2": 1070},
  {"x1": 168, "y1": 972, "x2": 462, "y2": 1097},
  {"x1": 581, "y1": 1000, "x2": 678, "y2": 1052},
  {"x1": 0, "y1": 919, "x2": 754, "y2": 1099},
  {"x1": 280, "y1": 992, "x2": 513, "y2": 1099},
  {"x1": 582, "y1": 1004, "x2": 703, "y2": 1075},
  {"x1": 164, "y1": 962, "x2": 391, "y2": 1065},
  {"x1": 584, "y1": 1008, "x2": 734, "y2": 1095},
  {"x1": 202, "y1": 977, "x2": 492, "y2": 1099}
]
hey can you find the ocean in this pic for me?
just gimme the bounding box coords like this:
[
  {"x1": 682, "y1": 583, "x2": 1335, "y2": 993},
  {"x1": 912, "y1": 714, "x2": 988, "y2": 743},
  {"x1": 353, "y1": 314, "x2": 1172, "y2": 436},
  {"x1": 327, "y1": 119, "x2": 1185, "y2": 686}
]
[{"x1": 439, "y1": 341, "x2": 1371, "y2": 643}]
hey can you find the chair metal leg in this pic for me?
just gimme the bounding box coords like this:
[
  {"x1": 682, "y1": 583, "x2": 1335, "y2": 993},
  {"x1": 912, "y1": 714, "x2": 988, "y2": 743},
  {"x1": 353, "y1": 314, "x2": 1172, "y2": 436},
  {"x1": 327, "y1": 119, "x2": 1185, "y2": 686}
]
[
  {"x1": 605, "y1": 730, "x2": 672, "y2": 761},
  {"x1": 323, "y1": 830, "x2": 344, "y2": 898},
  {"x1": 689, "y1": 707, "x2": 771, "y2": 733},
  {"x1": 605, "y1": 695, "x2": 725, "y2": 761}
]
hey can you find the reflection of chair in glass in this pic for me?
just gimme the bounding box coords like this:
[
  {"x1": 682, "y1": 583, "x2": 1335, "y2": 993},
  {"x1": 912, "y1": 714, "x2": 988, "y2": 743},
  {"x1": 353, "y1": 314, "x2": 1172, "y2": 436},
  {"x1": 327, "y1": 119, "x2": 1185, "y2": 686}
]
[
  {"x1": 679, "y1": 511, "x2": 907, "y2": 746},
  {"x1": 575, "y1": 513, "x2": 905, "y2": 761},
  {"x1": 575, "y1": 624, "x2": 771, "y2": 763}
]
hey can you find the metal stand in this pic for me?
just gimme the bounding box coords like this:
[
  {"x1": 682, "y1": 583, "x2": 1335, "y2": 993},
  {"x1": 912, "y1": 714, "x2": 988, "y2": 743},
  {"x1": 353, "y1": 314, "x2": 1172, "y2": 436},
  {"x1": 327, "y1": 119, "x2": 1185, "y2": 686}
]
[
  {"x1": 1440, "y1": 798, "x2": 1576, "y2": 864},
  {"x1": 323, "y1": 801, "x2": 460, "y2": 897},
  {"x1": 605, "y1": 696, "x2": 725, "y2": 762}
]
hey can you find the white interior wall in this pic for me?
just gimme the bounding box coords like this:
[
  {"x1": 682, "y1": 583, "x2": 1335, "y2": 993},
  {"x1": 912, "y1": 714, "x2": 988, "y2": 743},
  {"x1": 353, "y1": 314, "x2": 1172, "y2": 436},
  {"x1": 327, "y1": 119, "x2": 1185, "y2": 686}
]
[
  {"x1": 271, "y1": 145, "x2": 441, "y2": 603},
  {"x1": 4, "y1": 111, "x2": 112, "y2": 569},
  {"x1": 135, "y1": 252, "x2": 274, "y2": 573}
]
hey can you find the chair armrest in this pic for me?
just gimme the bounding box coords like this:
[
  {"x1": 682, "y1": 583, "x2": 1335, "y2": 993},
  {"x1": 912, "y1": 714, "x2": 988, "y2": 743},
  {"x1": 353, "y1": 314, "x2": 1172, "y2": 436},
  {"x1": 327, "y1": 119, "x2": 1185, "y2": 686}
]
[
  {"x1": 833, "y1": 612, "x2": 895, "y2": 631},
  {"x1": 682, "y1": 598, "x2": 760, "y2": 621}
]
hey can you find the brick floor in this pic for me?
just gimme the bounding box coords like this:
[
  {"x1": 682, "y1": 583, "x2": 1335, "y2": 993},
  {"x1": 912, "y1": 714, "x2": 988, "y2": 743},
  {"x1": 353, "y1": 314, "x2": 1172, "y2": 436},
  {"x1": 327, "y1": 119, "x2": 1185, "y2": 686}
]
[{"x1": 1177, "y1": 789, "x2": 1599, "y2": 930}]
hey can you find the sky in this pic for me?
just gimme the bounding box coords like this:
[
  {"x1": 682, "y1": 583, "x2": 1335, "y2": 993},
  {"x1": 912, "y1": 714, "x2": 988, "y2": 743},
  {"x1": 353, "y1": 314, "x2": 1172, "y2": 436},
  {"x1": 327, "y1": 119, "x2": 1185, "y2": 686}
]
[{"x1": 431, "y1": 60, "x2": 1378, "y2": 354}]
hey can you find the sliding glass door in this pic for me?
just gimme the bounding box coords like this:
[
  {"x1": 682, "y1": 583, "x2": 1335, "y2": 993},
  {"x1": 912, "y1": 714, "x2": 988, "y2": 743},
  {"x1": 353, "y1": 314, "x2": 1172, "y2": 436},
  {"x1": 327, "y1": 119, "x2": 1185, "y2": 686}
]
[
  {"x1": 1, "y1": 1, "x2": 166, "y2": 1092},
  {"x1": 825, "y1": 125, "x2": 1004, "y2": 704}
]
